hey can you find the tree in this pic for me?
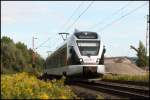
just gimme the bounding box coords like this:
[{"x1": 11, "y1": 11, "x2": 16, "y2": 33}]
[
  {"x1": 130, "y1": 41, "x2": 149, "y2": 67},
  {"x1": 1, "y1": 41, "x2": 25, "y2": 73},
  {"x1": 1, "y1": 36, "x2": 14, "y2": 43},
  {"x1": 35, "y1": 52, "x2": 45, "y2": 72},
  {"x1": 1, "y1": 36, "x2": 45, "y2": 74},
  {"x1": 16, "y1": 42, "x2": 30, "y2": 65}
]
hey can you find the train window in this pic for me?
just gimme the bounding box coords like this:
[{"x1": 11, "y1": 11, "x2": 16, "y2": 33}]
[
  {"x1": 46, "y1": 44, "x2": 67, "y2": 68},
  {"x1": 77, "y1": 41, "x2": 100, "y2": 56},
  {"x1": 80, "y1": 47, "x2": 98, "y2": 55},
  {"x1": 78, "y1": 42, "x2": 97, "y2": 47}
]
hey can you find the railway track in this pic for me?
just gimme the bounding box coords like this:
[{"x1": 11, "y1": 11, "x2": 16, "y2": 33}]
[{"x1": 67, "y1": 79, "x2": 149, "y2": 99}]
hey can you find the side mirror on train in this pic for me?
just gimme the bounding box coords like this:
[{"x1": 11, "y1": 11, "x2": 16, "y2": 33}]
[
  {"x1": 103, "y1": 46, "x2": 106, "y2": 53},
  {"x1": 69, "y1": 46, "x2": 73, "y2": 53}
]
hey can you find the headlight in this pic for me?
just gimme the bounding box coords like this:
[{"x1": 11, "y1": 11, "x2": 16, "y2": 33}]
[
  {"x1": 79, "y1": 58, "x2": 83, "y2": 62},
  {"x1": 97, "y1": 58, "x2": 100, "y2": 62}
]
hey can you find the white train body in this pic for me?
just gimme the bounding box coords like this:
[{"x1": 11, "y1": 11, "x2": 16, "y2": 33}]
[{"x1": 45, "y1": 31, "x2": 106, "y2": 76}]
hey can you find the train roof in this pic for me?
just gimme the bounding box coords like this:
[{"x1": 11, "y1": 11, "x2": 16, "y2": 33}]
[{"x1": 74, "y1": 31, "x2": 97, "y2": 34}]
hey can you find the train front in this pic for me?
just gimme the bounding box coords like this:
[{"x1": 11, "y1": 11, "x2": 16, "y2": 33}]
[{"x1": 67, "y1": 31, "x2": 106, "y2": 77}]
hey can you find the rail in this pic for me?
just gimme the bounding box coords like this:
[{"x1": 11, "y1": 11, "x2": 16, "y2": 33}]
[{"x1": 67, "y1": 79, "x2": 149, "y2": 99}]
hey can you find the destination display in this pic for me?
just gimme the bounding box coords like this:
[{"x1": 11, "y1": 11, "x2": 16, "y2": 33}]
[{"x1": 75, "y1": 32, "x2": 98, "y2": 39}]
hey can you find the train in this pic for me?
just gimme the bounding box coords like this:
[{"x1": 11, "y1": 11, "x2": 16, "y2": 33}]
[{"x1": 44, "y1": 30, "x2": 106, "y2": 77}]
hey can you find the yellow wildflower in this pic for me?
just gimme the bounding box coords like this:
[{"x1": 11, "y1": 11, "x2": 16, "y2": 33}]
[
  {"x1": 40, "y1": 93, "x2": 49, "y2": 99},
  {"x1": 26, "y1": 88, "x2": 32, "y2": 94},
  {"x1": 61, "y1": 95, "x2": 67, "y2": 99}
]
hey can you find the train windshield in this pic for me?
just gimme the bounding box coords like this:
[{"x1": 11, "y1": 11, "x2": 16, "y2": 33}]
[{"x1": 77, "y1": 41, "x2": 100, "y2": 56}]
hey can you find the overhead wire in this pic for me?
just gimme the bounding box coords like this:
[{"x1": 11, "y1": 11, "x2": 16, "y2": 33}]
[
  {"x1": 35, "y1": 2, "x2": 85, "y2": 50},
  {"x1": 97, "y1": 2, "x2": 148, "y2": 32},
  {"x1": 53, "y1": 0, "x2": 94, "y2": 51},
  {"x1": 89, "y1": 1, "x2": 132, "y2": 30},
  {"x1": 59, "y1": 1, "x2": 84, "y2": 32},
  {"x1": 65, "y1": 1, "x2": 94, "y2": 32},
  {"x1": 36, "y1": 1, "x2": 148, "y2": 52},
  {"x1": 35, "y1": 33, "x2": 59, "y2": 49}
]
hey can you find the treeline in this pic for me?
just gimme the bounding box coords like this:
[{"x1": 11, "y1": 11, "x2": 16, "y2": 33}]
[{"x1": 1, "y1": 36, "x2": 45, "y2": 74}]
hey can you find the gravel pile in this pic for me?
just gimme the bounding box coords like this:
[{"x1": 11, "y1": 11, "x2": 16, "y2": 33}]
[{"x1": 104, "y1": 57, "x2": 146, "y2": 75}]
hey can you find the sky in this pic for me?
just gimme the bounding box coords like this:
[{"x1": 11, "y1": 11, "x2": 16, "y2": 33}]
[{"x1": 1, "y1": 1, "x2": 149, "y2": 59}]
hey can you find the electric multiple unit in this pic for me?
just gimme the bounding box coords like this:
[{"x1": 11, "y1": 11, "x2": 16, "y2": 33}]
[{"x1": 44, "y1": 30, "x2": 106, "y2": 77}]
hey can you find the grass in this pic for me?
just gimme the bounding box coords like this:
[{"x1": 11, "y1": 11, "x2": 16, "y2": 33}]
[
  {"x1": 102, "y1": 72, "x2": 149, "y2": 81},
  {"x1": 1, "y1": 72, "x2": 77, "y2": 99}
]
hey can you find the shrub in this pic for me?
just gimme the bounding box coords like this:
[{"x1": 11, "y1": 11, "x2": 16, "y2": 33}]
[{"x1": 1, "y1": 72, "x2": 77, "y2": 99}]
